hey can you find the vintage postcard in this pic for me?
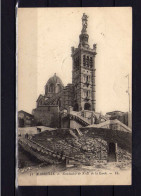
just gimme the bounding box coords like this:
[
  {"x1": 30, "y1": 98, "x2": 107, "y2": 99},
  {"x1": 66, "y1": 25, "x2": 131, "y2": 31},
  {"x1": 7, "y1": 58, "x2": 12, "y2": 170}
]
[{"x1": 17, "y1": 7, "x2": 132, "y2": 185}]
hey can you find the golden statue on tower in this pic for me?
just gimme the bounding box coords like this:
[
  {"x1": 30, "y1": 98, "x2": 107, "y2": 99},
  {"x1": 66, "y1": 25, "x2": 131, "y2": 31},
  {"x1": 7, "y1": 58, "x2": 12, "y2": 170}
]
[{"x1": 82, "y1": 13, "x2": 88, "y2": 33}]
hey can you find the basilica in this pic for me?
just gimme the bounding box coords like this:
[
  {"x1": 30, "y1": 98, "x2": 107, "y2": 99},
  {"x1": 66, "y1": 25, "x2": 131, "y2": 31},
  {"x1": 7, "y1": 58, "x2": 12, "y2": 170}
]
[{"x1": 32, "y1": 14, "x2": 98, "y2": 128}]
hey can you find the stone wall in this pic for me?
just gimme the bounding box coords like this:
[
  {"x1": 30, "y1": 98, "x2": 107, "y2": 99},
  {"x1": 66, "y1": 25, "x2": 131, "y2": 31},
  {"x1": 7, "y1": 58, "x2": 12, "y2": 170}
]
[
  {"x1": 33, "y1": 105, "x2": 60, "y2": 128},
  {"x1": 31, "y1": 127, "x2": 131, "y2": 163},
  {"x1": 80, "y1": 127, "x2": 132, "y2": 153}
]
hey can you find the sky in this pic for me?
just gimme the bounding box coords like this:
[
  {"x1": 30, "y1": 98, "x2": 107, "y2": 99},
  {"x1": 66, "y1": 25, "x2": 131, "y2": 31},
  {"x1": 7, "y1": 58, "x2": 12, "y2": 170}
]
[{"x1": 18, "y1": 7, "x2": 132, "y2": 114}]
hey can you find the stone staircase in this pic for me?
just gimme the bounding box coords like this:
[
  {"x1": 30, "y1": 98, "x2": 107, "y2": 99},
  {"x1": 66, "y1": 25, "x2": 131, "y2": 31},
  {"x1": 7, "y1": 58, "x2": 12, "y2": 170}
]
[{"x1": 69, "y1": 111, "x2": 90, "y2": 127}]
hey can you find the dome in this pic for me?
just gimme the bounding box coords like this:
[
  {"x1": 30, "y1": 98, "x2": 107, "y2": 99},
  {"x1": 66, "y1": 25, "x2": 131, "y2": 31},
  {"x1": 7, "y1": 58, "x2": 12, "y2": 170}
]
[
  {"x1": 47, "y1": 73, "x2": 64, "y2": 86},
  {"x1": 45, "y1": 73, "x2": 64, "y2": 95}
]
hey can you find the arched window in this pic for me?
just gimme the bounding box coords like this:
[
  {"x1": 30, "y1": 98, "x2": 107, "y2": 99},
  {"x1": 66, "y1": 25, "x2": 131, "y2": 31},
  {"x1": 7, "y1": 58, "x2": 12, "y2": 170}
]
[
  {"x1": 90, "y1": 57, "x2": 93, "y2": 68},
  {"x1": 86, "y1": 56, "x2": 89, "y2": 67},
  {"x1": 74, "y1": 103, "x2": 79, "y2": 111},
  {"x1": 49, "y1": 83, "x2": 55, "y2": 93},
  {"x1": 83, "y1": 55, "x2": 86, "y2": 66},
  {"x1": 84, "y1": 103, "x2": 91, "y2": 110},
  {"x1": 56, "y1": 84, "x2": 61, "y2": 93}
]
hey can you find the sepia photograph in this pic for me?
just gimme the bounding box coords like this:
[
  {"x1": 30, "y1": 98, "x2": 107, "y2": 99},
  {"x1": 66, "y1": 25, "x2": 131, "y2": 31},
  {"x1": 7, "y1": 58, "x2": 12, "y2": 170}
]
[{"x1": 17, "y1": 7, "x2": 132, "y2": 185}]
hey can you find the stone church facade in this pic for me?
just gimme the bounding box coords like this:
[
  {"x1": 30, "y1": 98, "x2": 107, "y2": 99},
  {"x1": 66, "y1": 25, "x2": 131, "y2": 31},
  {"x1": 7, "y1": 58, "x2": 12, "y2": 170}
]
[{"x1": 33, "y1": 14, "x2": 97, "y2": 127}]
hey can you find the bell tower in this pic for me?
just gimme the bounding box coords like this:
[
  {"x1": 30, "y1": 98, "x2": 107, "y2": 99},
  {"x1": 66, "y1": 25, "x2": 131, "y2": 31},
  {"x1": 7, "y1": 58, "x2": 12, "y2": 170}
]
[{"x1": 71, "y1": 13, "x2": 97, "y2": 111}]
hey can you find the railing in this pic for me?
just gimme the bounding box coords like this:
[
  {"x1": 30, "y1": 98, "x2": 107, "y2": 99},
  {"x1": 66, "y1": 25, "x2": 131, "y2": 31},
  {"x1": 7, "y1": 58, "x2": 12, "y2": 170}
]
[
  {"x1": 69, "y1": 114, "x2": 90, "y2": 127},
  {"x1": 87, "y1": 119, "x2": 131, "y2": 132},
  {"x1": 70, "y1": 111, "x2": 90, "y2": 125}
]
